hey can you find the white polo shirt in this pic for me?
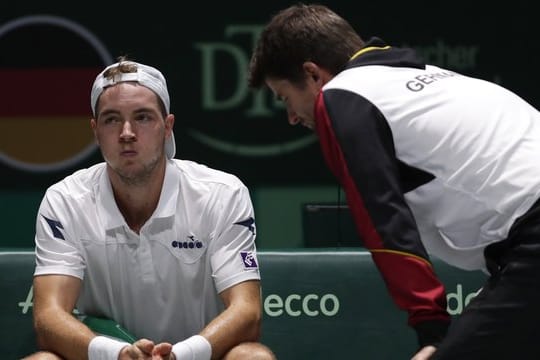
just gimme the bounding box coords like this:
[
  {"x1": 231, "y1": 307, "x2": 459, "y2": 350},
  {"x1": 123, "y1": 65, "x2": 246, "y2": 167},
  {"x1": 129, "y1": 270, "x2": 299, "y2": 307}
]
[{"x1": 34, "y1": 159, "x2": 261, "y2": 342}]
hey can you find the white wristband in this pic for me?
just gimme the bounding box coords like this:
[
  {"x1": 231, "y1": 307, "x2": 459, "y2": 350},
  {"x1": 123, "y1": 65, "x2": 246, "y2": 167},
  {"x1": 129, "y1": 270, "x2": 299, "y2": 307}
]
[
  {"x1": 88, "y1": 335, "x2": 130, "y2": 360},
  {"x1": 172, "y1": 335, "x2": 212, "y2": 360}
]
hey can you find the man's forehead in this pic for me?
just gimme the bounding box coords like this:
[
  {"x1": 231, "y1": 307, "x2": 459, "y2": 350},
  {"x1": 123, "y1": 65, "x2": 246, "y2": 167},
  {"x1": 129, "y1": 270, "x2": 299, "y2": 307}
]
[{"x1": 96, "y1": 84, "x2": 160, "y2": 113}]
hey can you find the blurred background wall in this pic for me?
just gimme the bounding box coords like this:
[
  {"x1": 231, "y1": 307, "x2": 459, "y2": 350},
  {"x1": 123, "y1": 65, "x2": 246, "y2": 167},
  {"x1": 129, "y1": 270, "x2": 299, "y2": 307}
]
[{"x1": 1, "y1": 0, "x2": 538, "y2": 249}]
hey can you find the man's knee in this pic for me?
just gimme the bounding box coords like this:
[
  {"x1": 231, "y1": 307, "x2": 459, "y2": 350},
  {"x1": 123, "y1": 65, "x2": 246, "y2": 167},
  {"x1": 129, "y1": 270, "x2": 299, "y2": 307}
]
[
  {"x1": 21, "y1": 351, "x2": 63, "y2": 360},
  {"x1": 223, "y1": 342, "x2": 276, "y2": 360}
]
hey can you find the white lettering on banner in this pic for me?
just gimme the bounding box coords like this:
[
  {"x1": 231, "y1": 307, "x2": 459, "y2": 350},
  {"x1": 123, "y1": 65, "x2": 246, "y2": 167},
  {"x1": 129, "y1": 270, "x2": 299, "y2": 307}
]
[
  {"x1": 18, "y1": 285, "x2": 81, "y2": 316},
  {"x1": 18, "y1": 285, "x2": 480, "y2": 318},
  {"x1": 446, "y1": 284, "x2": 482, "y2": 315},
  {"x1": 264, "y1": 293, "x2": 340, "y2": 317},
  {"x1": 18, "y1": 285, "x2": 33, "y2": 314}
]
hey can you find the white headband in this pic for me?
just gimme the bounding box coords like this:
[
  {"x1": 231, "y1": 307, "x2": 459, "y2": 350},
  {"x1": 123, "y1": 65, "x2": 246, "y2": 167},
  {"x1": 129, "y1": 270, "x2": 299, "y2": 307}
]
[{"x1": 90, "y1": 61, "x2": 176, "y2": 159}]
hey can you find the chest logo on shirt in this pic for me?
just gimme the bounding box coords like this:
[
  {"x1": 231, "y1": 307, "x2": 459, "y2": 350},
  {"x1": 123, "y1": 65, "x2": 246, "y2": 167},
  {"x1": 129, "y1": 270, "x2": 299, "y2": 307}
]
[
  {"x1": 171, "y1": 235, "x2": 204, "y2": 249},
  {"x1": 240, "y1": 251, "x2": 258, "y2": 269}
]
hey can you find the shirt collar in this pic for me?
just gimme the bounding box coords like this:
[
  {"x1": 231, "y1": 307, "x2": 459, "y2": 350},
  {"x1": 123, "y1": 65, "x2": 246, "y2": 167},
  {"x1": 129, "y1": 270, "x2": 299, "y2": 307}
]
[{"x1": 96, "y1": 160, "x2": 180, "y2": 231}]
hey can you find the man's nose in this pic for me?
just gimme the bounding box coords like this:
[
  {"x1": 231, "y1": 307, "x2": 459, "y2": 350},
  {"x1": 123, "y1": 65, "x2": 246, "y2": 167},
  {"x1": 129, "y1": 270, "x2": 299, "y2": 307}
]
[
  {"x1": 287, "y1": 112, "x2": 300, "y2": 126},
  {"x1": 120, "y1": 121, "x2": 136, "y2": 141}
]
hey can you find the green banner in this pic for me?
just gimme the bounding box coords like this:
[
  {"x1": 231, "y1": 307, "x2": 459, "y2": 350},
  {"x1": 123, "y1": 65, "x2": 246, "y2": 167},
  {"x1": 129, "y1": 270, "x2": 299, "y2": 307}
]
[{"x1": 0, "y1": 250, "x2": 486, "y2": 359}]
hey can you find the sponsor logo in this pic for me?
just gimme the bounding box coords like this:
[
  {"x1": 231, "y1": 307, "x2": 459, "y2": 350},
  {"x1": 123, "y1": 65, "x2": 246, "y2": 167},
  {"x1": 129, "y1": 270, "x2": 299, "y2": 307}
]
[
  {"x1": 240, "y1": 251, "x2": 258, "y2": 269},
  {"x1": 446, "y1": 283, "x2": 481, "y2": 315},
  {"x1": 193, "y1": 25, "x2": 317, "y2": 157},
  {"x1": 171, "y1": 235, "x2": 204, "y2": 249},
  {"x1": 16, "y1": 283, "x2": 481, "y2": 318},
  {"x1": 264, "y1": 293, "x2": 340, "y2": 317},
  {"x1": 18, "y1": 285, "x2": 80, "y2": 316},
  {"x1": 18, "y1": 285, "x2": 33, "y2": 314}
]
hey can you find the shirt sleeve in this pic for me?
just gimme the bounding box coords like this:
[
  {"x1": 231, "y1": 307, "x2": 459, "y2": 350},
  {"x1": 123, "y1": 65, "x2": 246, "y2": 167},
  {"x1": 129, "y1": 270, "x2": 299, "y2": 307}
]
[
  {"x1": 207, "y1": 183, "x2": 261, "y2": 293},
  {"x1": 34, "y1": 187, "x2": 85, "y2": 280}
]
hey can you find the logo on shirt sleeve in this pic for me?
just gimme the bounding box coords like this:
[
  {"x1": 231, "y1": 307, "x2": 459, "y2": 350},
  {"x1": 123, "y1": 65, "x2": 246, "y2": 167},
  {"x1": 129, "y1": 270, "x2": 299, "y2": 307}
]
[
  {"x1": 42, "y1": 214, "x2": 65, "y2": 240},
  {"x1": 240, "y1": 251, "x2": 258, "y2": 269},
  {"x1": 234, "y1": 217, "x2": 255, "y2": 235}
]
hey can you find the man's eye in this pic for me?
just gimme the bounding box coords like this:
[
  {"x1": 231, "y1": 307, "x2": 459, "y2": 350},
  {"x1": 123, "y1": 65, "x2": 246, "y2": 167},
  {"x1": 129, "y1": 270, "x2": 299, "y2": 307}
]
[
  {"x1": 136, "y1": 114, "x2": 151, "y2": 122},
  {"x1": 103, "y1": 117, "x2": 119, "y2": 124}
]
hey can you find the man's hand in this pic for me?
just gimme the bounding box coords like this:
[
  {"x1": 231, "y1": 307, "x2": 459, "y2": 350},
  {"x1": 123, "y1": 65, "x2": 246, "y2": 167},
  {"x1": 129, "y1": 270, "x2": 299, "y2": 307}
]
[
  {"x1": 411, "y1": 345, "x2": 437, "y2": 360},
  {"x1": 118, "y1": 338, "x2": 174, "y2": 359},
  {"x1": 119, "y1": 338, "x2": 154, "y2": 359},
  {"x1": 152, "y1": 342, "x2": 174, "y2": 359}
]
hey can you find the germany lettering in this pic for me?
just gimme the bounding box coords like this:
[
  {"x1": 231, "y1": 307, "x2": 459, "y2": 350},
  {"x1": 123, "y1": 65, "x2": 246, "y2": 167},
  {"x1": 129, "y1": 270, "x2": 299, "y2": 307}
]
[{"x1": 406, "y1": 70, "x2": 457, "y2": 92}]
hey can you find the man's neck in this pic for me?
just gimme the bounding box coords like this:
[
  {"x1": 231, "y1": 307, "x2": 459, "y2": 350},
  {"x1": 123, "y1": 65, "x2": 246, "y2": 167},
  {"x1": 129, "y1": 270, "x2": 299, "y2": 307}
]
[{"x1": 109, "y1": 160, "x2": 167, "y2": 234}]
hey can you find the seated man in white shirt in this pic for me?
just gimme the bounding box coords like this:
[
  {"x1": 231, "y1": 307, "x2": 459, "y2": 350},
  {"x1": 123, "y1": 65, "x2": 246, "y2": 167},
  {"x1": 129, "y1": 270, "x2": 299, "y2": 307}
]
[{"x1": 23, "y1": 57, "x2": 276, "y2": 360}]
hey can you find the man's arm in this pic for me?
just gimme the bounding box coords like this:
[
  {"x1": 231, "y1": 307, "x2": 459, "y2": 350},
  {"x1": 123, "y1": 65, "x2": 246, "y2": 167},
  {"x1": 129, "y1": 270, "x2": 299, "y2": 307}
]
[
  {"x1": 33, "y1": 274, "x2": 96, "y2": 359},
  {"x1": 34, "y1": 275, "x2": 166, "y2": 360},
  {"x1": 199, "y1": 280, "x2": 262, "y2": 359},
  {"x1": 315, "y1": 92, "x2": 450, "y2": 346}
]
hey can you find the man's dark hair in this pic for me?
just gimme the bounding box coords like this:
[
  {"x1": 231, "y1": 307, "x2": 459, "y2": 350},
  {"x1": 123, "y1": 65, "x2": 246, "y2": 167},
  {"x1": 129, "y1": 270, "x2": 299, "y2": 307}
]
[{"x1": 248, "y1": 3, "x2": 364, "y2": 88}]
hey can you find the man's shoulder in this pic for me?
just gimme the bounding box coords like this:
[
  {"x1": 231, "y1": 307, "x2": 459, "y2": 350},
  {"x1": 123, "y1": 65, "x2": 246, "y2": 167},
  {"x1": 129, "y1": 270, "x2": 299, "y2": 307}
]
[
  {"x1": 170, "y1": 159, "x2": 245, "y2": 188},
  {"x1": 47, "y1": 163, "x2": 106, "y2": 196}
]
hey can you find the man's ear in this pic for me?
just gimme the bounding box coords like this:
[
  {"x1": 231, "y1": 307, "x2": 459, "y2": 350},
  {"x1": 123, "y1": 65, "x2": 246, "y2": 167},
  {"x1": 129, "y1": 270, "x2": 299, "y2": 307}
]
[
  {"x1": 303, "y1": 61, "x2": 321, "y2": 83},
  {"x1": 90, "y1": 118, "x2": 99, "y2": 145},
  {"x1": 303, "y1": 61, "x2": 333, "y2": 86},
  {"x1": 165, "y1": 114, "x2": 175, "y2": 134}
]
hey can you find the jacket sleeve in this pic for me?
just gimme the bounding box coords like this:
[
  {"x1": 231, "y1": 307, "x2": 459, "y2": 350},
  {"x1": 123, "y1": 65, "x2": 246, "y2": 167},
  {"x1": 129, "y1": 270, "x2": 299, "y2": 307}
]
[{"x1": 315, "y1": 89, "x2": 450, "y2": 347}]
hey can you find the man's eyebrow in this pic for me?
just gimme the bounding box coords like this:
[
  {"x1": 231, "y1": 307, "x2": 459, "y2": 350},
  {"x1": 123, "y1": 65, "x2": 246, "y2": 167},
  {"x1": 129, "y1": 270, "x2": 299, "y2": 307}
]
[
  {"x1": 97, "y1": 107, "x2": 155, "y2": 118},
  {"x1": 133, "y1": 107, "x2": 156, "y2": 114},
  {"x1": 98, "y1": 109, "x2": 120, "y2": 118}
]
